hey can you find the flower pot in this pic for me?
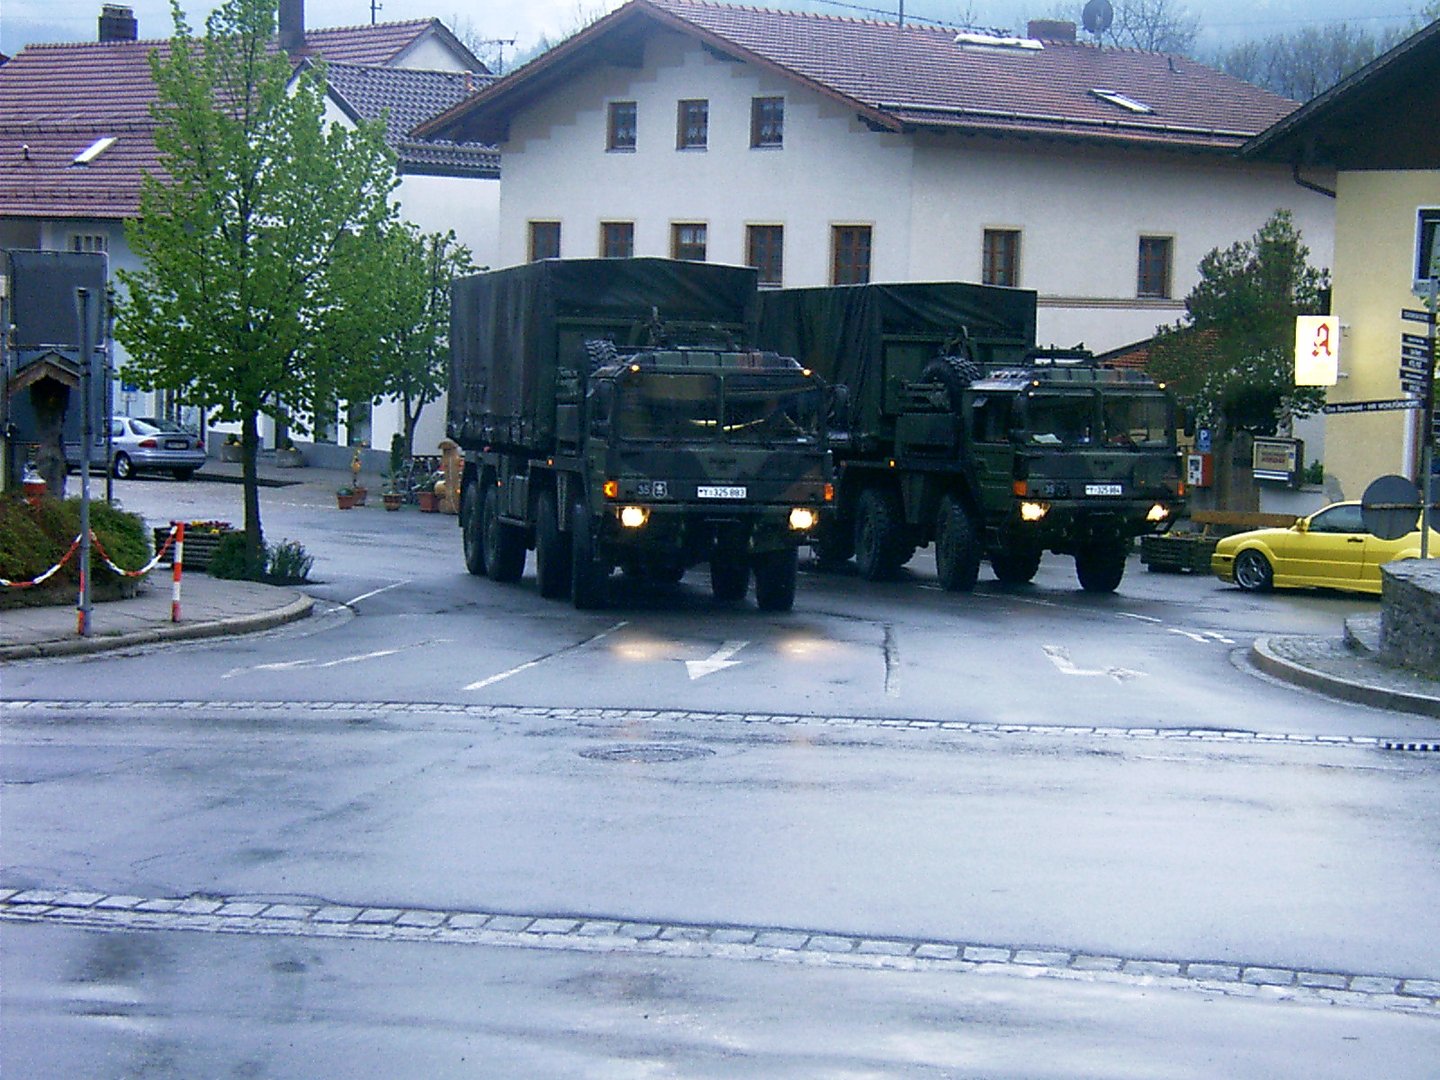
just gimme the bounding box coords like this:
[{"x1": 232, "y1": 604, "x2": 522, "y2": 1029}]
[
  {"x1": 417, "y1": 491, "x2": 439, "y2": 513},
  {"x1": 275, "y1": 447, "x2": 305, "y2": 468},
  {"x1": 383, "y1": 492, "x2": 403, "y2": 511},
  {"x1": 221, "y1": 443, "x2": 243, "y2": 462},
  {"x1": 336, "y1": 493, "x2": 358, "y2": 510},
  {"x1": 351, "y1": 485, "x2": 368, "y2": 506}
]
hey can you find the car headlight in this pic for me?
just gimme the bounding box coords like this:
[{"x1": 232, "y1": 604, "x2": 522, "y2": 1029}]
[
  {"x1": 789, "y1": 507, "x2": 817, "y2": 531},
  {"x1": 619, "y1": 506, "x2": 648, "y2": 528},
  {"x1": 1147, "y1": 503, "x2": 1170, "y2": 522},
  {"x1": 1020, "y1": 501, "x2": 1049, "y2": 522}
]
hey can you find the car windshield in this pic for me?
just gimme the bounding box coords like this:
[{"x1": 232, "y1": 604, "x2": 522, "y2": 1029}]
[
  {"x1": 1100, "y1": 393, "x2": 1171, "y2": 448},
  {"x1": 614, "y1": 373, "x2": 720, "y2": 442},
  {"x1": 722, "y1": 374, "x2": 821, "y2": 444},
  {"x1": 1025, "y1": 393, "x2": 1096, "y2": 447}
]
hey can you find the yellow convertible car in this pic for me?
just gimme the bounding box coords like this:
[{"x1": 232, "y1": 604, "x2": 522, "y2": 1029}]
[{"x1": 1211, "y1": 501, "x2": 1439, "y2": 594}]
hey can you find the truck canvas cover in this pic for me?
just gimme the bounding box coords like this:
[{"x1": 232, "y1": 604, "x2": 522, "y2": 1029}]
[
  {"x1": 756, "y1": 282, "x2": 1037, "y2": 435},
  {"x1": 450, "y1": 258, "x2": 758, "y2": 450}
]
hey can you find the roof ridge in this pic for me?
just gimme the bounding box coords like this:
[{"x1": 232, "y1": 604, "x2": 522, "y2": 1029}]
[
  {"x1": 651, "y1": 0, "x2": 960, "y2": 35},
  {"x1": 305, "y1": 18, "x2": 433, "y2": 34}
]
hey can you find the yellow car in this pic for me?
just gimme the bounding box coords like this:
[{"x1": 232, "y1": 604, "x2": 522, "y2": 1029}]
[{"x1": 1211, "y1": 501, "x2": 1439, "y2": 595}]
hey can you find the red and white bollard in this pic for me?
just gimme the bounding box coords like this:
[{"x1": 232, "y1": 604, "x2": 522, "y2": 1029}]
[{"x1": 171, "y1": 521, "x2": 185, "y2": 622}]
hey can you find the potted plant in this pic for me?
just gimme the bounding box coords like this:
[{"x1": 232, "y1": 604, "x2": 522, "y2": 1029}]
[
  {"x1": 275, "y1": 436, "x2": 304, "y2": 468},
  {"x1": 336, "y1": 485, "x2": 359, "y2": 510},
  {"x1": 349, "y1": 448, "x2": 368, "y2": 505},
  {"x1": 381, "y1": 466, "x2": 403, "y2": 511},
  {"x1": 417, "y1": 471, "x2": 442, "y2": 512},
  {"x1": 221, "y1": 434, "x2": 243, "y2": 463}
]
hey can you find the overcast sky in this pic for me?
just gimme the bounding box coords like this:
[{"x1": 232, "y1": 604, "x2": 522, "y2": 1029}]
[{"x1": 1, "y1": 0, "x2": 1427, "y2": 63}]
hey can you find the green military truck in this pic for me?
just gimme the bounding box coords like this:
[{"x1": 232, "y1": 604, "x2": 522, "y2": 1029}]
[
  {"x1": 449, "y1": 258, "x2": 832, "y2": 611},
  {"x1": 757, "y1": 282, "x2": 1185, "y2": 593}
]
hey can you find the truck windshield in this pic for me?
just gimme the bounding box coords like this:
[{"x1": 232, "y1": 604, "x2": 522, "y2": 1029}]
[
  {"x1": 723, "y1": 374, "x2": 822, "y2": 444},
  {"x1": 615, "y1": 373, "x2": 721, "y2": 441},
  {"x1": 1101, "y1": 393, "x2": 1171, "y2": 448},
  {"x1": 1025, "y1": 394, "x2": 1097, "y2": 447}
]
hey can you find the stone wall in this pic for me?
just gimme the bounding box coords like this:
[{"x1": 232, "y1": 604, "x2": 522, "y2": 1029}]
[{"x1": 1380, "y1": 561, "x2": 1440, "y2": 677}]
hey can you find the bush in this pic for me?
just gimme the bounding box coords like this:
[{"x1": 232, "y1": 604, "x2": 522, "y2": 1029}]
[
  {"x1": 267, "y1": 539, "x2": 314, "y2": 583},
  {"x1": 1303, "y1": 460, "x2": 1324, "y2": 486},
  {"x1": 0, "y1": 494, "x2": 150, "y2": 608},
  {"x1": 209, "y1": 531, "x2": 313, "y2": 584},
  {"x1": 208, "y1": 531, "x2": 263, "y2": 580}
]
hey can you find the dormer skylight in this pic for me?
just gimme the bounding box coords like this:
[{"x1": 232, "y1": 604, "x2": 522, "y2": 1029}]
[
  {"x1": 72, "y1": 136, "x2": 117, "y2": 165},
  {"x1": 1089, "y1": 89, "x2": 1153, "y2": 114},
  {"x1": 954, "y1": 31, "x2": 1043, "y2": 52}
]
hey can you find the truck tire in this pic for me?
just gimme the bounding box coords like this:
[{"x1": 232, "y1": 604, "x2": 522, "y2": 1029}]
[
  {"x1": 584, "y1": 339, "x2": 618, "y2": 373},
  {"x1": 813, "y1": 515, "x2": 855, "y2": 568},
  {"x1": 535, "y1": 490, "x2": 571, "y2": 599},
  {"x1": 710, "y1": 529, "x2": 750, "y2": 601},
  {"x1": 934, "y1": 495, "x2": 981, "y2": 592},
  {"x1": 1075, "y1": 541, "x2": 1128, "y2": 593},
  {"x1": 482, "y1": 480, "x2": 526, "y2": 583},
  {"x1": 853, "y1": 488, "x2": 911, "y2": 581},
  {"x1": 570, "y1": 503, "x2": 610, "y2": 609},
  {"x1": 753, "y1": 547, "x2": 798, "y2": 612},
  {"x1": 461, "y1": 481, "x2": 487, "y2": 577},
  {"x1": 921, "y1": 355, "x2": 983, "y2": 413},
  {"x1": 991, "y1": 543, "x2": 1042, "y2": 585}
]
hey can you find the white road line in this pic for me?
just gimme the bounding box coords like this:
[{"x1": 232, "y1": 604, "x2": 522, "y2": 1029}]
[
  {"x1": 344, "y1": 579, "x2": 411, "y2": 607},
  {"x1": 1042, "y1": 644, "x2": 1144, "y2": 683},
  {"x1": 463, "y1": 621, "x2": 629, "y2": 692},
  {"x1": 1168, "y1": 628, "x2": 1210, "y2": 643},
  {"x1": 1117, "y1": 612, "x2": 1163, "y2": 623},
  {"x1": 685, "y1": 640, "x2": 749, "y2": 680}
]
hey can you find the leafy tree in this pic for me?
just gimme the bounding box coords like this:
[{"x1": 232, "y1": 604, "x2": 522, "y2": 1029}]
[
  {"x1": 1148, "y1": 211, "x2": 1330, "y2": 509},
  {"x1": 359, "y1": 224, "x2": 477, "y2": 459},
  {"x1": 1217, "y1": 23, "x2": 1407, "y2": 100},
  {"x1": 116, "y1": 0, "x2": 397, "y2": 573}
]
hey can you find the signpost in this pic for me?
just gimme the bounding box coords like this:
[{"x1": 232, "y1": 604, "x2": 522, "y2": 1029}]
[{"x1": 1404, "y1": 280, "x2": 1437, "y2": 557}]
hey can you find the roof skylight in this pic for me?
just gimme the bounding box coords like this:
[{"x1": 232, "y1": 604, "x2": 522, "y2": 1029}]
[
  {"x1": 72, "y1": 137, "x2": 117, "y2": 165},
  {"x1": 1089, "y1": 89, "x2": 1153, "y2": 114},
  {"x1": 954, "y1": 31, "x2": 1043, "y2": 52}
]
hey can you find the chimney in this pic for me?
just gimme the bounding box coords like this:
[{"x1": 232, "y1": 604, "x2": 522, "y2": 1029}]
[
  {"x1": 278, "y1": 0, "x2": 304, "y2": 52},
  {"x1": 1027, "y1": 19, "x2": 1077, "y2": 42},
  {"x1": 98, "y1": 5, "x2": 138, "y2": 43}
]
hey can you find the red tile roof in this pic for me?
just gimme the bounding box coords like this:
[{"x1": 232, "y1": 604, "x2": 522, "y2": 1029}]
[
  {"x1": 425, "y1": 0, "x2": 1298, "y2": 151},
  {"x1": 0, "y1": 21, "x2": 475, "y2": 219}
]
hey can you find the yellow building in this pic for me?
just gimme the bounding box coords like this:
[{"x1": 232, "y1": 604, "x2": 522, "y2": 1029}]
[{"x1": 1245, "y1": 20, "x2": 1440, "y2": 500}]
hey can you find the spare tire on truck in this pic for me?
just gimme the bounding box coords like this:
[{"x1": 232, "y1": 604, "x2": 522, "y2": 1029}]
[{"x1": 920, "y1": 355, "x2": 983, "y2": 414}]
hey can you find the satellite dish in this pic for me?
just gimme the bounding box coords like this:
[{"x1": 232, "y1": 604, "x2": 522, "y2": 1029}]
[{"x1": 1082, "y1": 0, "x2": 1114, "y2": 34}]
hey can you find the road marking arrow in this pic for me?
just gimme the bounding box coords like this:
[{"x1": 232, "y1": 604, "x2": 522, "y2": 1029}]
[
  {"x1": 1042, "y1": 645, "x2": 1143, "y2": 683},
  {"x1": 685, "y1": 640, "x2": 748, "y2": 680}
]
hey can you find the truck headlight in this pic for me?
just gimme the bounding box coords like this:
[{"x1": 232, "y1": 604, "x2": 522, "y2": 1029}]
[
  {"x1": 619, "y1": 506, "x2": 649, "y2": 528},
  {"x1": 1020, "y1": 501, "x2": 1049, "y2": 522},
  {"x1": 1147, "y1": 503, "x2": 1170, "y2": 523},
  {"x1": 789, "y1": 507, "x2": 817, "y2": 531}
]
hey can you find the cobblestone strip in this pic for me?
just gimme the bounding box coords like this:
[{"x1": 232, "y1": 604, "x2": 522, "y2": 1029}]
[
  {"x1": 2, "y1": 888, "x2": 1435, "y2": 1016},
  {"x1": 0, "y1": 699, "x2": 1407, "y2": 752}
]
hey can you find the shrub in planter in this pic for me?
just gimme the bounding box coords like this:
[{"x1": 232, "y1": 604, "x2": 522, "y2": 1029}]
[
  {"x1": 208, "y1": 531, "x2": 265, "y2": 580},
  {"x1": 267, "y1": 539, "x2": 314, "y2": 583},
  {"x1": 0, "y1": 494, "x2": 149, "y2": 608}
]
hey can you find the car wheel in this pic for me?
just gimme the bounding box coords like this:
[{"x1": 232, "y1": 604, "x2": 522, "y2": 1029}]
[
  {"x1": 1233, "y1": 549, "x2": 1274, "y2": 592},
  {"x1": 112, "y1": 453, "x2": 133, "y2": 480}
]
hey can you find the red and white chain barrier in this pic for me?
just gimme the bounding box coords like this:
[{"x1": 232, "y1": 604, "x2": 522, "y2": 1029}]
[{"x1": 2, "y1": 524, "x2": 187, "y2": 625}]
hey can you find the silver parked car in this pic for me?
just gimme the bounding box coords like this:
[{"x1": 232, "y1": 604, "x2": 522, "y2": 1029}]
[{"x1": 67, "y1": 416, "x2": 208, "y2": 480}]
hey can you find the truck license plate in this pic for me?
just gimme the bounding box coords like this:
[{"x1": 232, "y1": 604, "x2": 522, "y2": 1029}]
[
  {"x1": 698, "y1": 485, "x2": 747, "y2": 499},
  {"x1": 1085, "y1": 483, "x2": 1123, "y2": 496}
]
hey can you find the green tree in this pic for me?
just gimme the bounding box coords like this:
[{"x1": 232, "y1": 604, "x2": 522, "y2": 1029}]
[
  {"x1": 362, "y1": 225, "x2": 477, "y2": 458},
  {"x1": 116, "y1": 0, "x2": 397, "y2": 572},
  {"x1": 1149, "y1": 210, "x2": 1330, "y2": 510}
]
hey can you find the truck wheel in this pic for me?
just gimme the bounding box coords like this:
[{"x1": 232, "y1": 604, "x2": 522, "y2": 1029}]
[
  {"x1": 1233, "y1": 549, "x2": 1273, "y2": 593},
  {"x1": 570, "y1": 503, "x2": 610, "y2": 610},
  {"x1": 710, "y1": 537, "x2": 750, "y2": 602},
  {"x1": 753, "y1": 547, "x2": 798, "y2": 612},
  {"x1": 584, "y1": 339, "x2": 618, "y2": 373},
  {"x1": 535, "y1": 490, "x2": 571, "y2": 599},
  {"x1": 853, "y1": 488, "x2": 910, "y2": 581},
  {"x1": 1075, "y1": 541, "x2": 1128, "y2": 593},
  {"x1": 934, "y1": 495, "x2": 981, "y2": 592},
  {"x1": 813, "y1": 515, "x2": 855, "y2": 568},
  {"x1": 482, "y1": 481, "x2": 526, "y2": 583},
  {"x1": 991, "y1": 544, "x2": 1042, "y2": 585},
  {"x1": 921, "y1": 355, "x2": 982, "y2": 413},
  {"x1": 461, "y1": 481, "x2": 487, "y2": 577}
]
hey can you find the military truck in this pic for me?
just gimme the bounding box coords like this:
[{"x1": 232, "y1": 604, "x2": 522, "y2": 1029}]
[
  {"x1": 757, "y1": 282, "x2": 1185, "y2": 593},
  {"x1": 449, "y1": 258, "x2": 832, "y2": 611}
]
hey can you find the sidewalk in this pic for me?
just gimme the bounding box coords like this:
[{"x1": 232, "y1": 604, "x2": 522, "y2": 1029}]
[{"x1": 0, "y1": 575, "x2": 313, "y2": 661}]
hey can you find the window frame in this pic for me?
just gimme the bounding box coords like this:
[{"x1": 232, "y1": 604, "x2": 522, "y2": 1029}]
[
  {"x1": 750, "y1": 96, "x2": 784, "y2": 149},
  {"x1": 671, "y1": 222, "x2": 708, "y2": 262},
  {"x1": 606, "y1": 100, "x2": 637, "y2": 152},
  {"x1": 746, "y1": 224, "x2": 784, "y2": 287},
  {"x1": 69, "y1": 233, "x2": 108, "y2": 254},
  {"x1": 1417, "y1": 208, "x2": 1440, "y2": 284},
  {"x1": 600, "y1": 221, "x2": 635, "y2": 259},
  {"x1": 981, "y1": 228, "x2": 1021, "y2": 288},
  {"x1": 831, "y1": 224, "x2": 872, "y2": 286},
  {"x1": 528, "y1": 220, "x2": 561, "y2": 262},
  {"x1": 677, "y1": 99, "x2": 709, "y2": 150},
  {"x1": 1137, "y1": 235, "x2": 1174, "y2": 299}
]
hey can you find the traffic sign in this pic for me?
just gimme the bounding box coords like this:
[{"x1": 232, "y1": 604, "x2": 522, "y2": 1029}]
[{"x1": 1322, "y1": 398, "x2": 1423, "y2": 414}]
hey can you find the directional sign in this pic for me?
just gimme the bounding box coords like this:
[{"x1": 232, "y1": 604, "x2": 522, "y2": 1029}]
[
  {"x1": 1403, "y1": 308, "x2": 1436, "y2": 324},
  {"x1": 1402, "y1": 383, "x2": 1429, "y2": 397},
  {"x1": 1402, "y1": 354, "x2": 1433, "y2": 370},
  {"x1": 1323, "y1": 398, "x2": 1424, "y2": 414},
  {"x1": 1403, "y1": 344, "x2": 1433, "y2": 359},
  {"x1": 1403, "y1": 334, "x2": 1434, "y2": 348}
]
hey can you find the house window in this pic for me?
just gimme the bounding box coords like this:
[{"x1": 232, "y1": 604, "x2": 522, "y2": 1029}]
[
  {"x1": 747, "y1": 225, "x2": 784, "y2": 286},
  {"x1": 70, "y1": 234, "x2": 107, "y2": 253},
  {"x1": 751, "y1": 97, "x2": 784, "y2": 148},
  {"x1": 832, "y1": 225, "x2": 872, "y2": 285},
  {"x1": 982, "y1": 229, "x2": 1020, "y2": 287},
  {"x1": 677, "y1": 99, "x2": 708, "y2": 149},
  {"x1": 601, "y1": 221, "x2": 634, "y2": 259},
  {"x1": 1417, "y1": 209, "x2": 1440, "y2": 283},
  {"x1": 607, "y1": 101, "x2": 636, "y2": 151},
  {"x1": 1137, "y1": 236, "x2": 1173, "y2": 298},
  {"x1": 529, "y1": 221, "x2": 561, "y2": 262},
  {"x1": 671, "y1": 223, "x2": 707, "y2": 262}
]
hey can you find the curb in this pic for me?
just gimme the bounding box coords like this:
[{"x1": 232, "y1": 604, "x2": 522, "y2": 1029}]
[
  {"x1": 1251, "y1": 636, "x2": 1440, "y2": 720},
  {"x1": 0, "y1": 594, "x2": 314, "y2": 662}
]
